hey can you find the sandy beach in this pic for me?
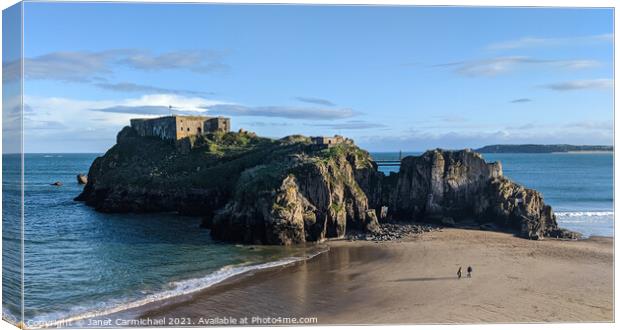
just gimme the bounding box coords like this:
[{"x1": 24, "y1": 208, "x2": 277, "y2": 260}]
[{"x1": 138, "y1": 229, "x2": 613, "y2": 325}]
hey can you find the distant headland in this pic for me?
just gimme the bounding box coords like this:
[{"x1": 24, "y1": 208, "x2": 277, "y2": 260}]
[{"x1": 475, "y1": 144, "x2": 613, "y2": 154}]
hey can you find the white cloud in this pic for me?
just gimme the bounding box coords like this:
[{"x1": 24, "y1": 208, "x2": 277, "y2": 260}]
[
  {"x1": 25, "y1": 94, "x2": 225, "y2": 132},
  {"x1": 94, "y1": 82, "x2": 212, "y2": 96},
  {"x1": 487, "y1": 34, "x2": 613, "y2": 50},
  {"x1": 121, "y1": 94, "x2": 221, "y2": 112},
  {"x1": 3, "y1": 49, "x2": 228, "y2": 82},
  {"x1": 118, "y1": 50, "x2": 228, "y2": 73},
  {"x1": 204, "y1": 104, "x2": 358, "y2": 120},
  {"x1": 307, "y1": 120, "x2": 387, "y2": 130},
  {"x1": 564, "y1": 120, "x2": 613, "y2": 130},
  {"x1": 357, "y1": 126, "x2": 613, "y2": 152},
  {"x1": 435, "y1": 56, "x2": 600, "y2": 77},
  {"x1": 24, "y1": 93, "x2": 360, "y2": 145}
]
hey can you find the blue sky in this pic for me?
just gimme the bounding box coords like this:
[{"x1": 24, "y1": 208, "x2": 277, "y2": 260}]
[{"x1": 7, "y1": 3, "x2": 614, "y2": 152}]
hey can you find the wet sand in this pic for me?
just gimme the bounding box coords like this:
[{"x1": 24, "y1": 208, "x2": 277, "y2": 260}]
[{"x1": 138, "y1": 229, "x2": 613, "y2": 324}]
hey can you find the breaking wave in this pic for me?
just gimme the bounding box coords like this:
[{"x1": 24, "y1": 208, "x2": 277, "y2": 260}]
[
  {"x1": 555, "y1": 211, "x2": 614, "y2": 217},
  {"x1": 21, "y1": 247, "x2": 327, "y2": 329}
]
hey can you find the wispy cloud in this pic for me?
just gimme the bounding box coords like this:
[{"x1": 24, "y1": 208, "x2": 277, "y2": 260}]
[
  {"x1": 564, "y1": 120, "x2": 613, "y2": 130},
  {"x1": 95, "y1": 82, "x2": 212, "y2": 96},
  {"x1": 4, "y1": 50, "x2": 120, "y2": 82},
  {"x1": 24, "y1": 118, "x2": 67, "y2": 130},
  {"x1": 204, "y1": 104, "x2": 358, "y2": 120},
  {"x1": 487, "y1": 34, "x2": 613, "y2": 50},
  {"x1": 434, "y1": 56, "x2": 599, "y2": 77},
  {"x1": 510, "y1": 98, "x2": 532, "y2": 103},
  {"x1": 505, "y1": 123, "x2": 538, "y2": 130},
  {"x1": 541, "y1": 79, "x2": 613, "y2": 91},
  {"x1": 243, "y1": 121, "x2": 288, "y2": 127},
  {"x1": 3, "y1": 49, "x2": 229, "y2": 82},
  {"x1": 117, "y1": 50, "x2": 228, "y2": 73},
  {"x1": 51, "y1": 92, "x2": 358, "y2": 121},
  {"x1": 89, "y1": 94, "x2": 222, "y2": 116},
  {"x1": 358, "y1": 126, "x2": 613, "y2": 152},
  {"x1": 25, "y1": 93, "x2": 226, "y2": 143},
  {"x1": 95, "y1": 105, "x2": 201, "y2": 116},
  {"x1": 436, "y1": 115, "x2": 468, "y2": 123},
  {"x1": 307, "y1": 120, "x2": 387, "y2": 130},
  {"x1": 295, "y1": 96, "x2": 336, "y2": 106}
]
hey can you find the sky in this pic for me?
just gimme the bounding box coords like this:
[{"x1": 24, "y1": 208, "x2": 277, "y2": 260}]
[{"x1": 3, "y1": 3, "x2": 614, "y2": 152}]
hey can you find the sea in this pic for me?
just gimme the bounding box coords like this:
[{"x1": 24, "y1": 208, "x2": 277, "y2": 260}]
[{"x1": 1, "y1": 152, "x2": 614, "y2": 325}]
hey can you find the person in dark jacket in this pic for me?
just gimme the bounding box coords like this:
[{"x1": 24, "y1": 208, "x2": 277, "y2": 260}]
[
  {"x1": 457, "y1": 266, "x2": 462, "y2": 279},
  {"x1": 467, "y1": 266, "x2": 473, "y2": 278}
]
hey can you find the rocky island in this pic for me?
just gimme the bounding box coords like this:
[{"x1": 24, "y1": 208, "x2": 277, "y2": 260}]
[{"x1": 76, "y1": 116, "x2": 579, "y2": 245}]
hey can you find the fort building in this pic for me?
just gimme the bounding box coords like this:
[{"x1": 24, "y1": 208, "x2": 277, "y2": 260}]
[
  {"x1": 130, "y1": 115, "x2": 231, "y2": 141},
  {"x1": 310, "y1": 135, "x2": 349, "y2": 148}
]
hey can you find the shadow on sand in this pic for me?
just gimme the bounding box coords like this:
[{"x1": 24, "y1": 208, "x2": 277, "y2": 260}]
[{"x1": 393, "y1": 276, "x2": 457, "y2": 282}]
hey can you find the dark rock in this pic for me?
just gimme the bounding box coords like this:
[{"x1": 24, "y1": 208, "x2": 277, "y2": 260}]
[
  {"x1": 389, "y1": 149, "x2": 573, "y2": 240},
  {"x1": 440, "y1": 217, "x2": 455, "y2": 226},
  {"x1": 547, "y1": 228, "x2": 582, "y2": 240},
  {"x1": 480, "y1": 222, "x2": 499, "y2": 231},
  {"x1": 211, "y1": 146, "x2": 381, "y2": 244}
]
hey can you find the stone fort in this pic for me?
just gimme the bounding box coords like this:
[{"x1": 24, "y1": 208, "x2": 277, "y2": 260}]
[
  {"x1": 130, "y1": 115, "x2": 231, "y2": 141},
  {"x1": 310, "y1": 135, "x2": 350, "y2": 148}
]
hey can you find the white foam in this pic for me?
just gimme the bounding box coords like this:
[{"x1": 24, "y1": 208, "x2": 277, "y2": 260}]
[
  {"x1": 555, "y1": 211, "x2": 614, "y2": 217},
  {"x1": 28, "y1": 248, "x2": 328, "y2": 329}
]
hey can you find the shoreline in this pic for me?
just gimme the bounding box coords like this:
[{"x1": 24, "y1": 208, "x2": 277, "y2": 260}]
[
  {"x1": 117, "y1": 228, "x2": 614, "y2": 325},
  {"x1": 31, "y1": 246, "x2": 331, "y2": 329},
  {"x1": 24, "y1": 226, "x2": 613, "y2": 328}
]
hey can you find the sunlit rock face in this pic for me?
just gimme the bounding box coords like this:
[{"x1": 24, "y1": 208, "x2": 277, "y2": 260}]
[{"x1": 390, "y1": 149, "x2": 579, "y2": 240}]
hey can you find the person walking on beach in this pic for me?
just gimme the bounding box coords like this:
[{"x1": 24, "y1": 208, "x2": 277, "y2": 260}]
[
  {"x1": 467, "y1": 266, "x2": 472, "y2": 278},
  {"x1": 457, "y1": 266, "x2": 462, "y2": 279}
]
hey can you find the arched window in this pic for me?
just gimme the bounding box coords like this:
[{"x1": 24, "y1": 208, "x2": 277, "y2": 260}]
[{"x1": 197, "y1": 127, "x2": 202, "y2": 134}]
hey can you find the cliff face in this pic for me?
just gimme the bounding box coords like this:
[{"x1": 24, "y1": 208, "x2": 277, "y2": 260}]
[
  {"x1": 76, "y1": 127, "x2": 578, "y2": 244},
  {"x1": 391, "y1": 149, "x2": 502, "y2": 220},
  {"x1": 75, "y1": 127, "x2": 268, "y2": 215},
  {"x1": 208, "y1": 143, "x2": 381, "y2": 244},
  {"x1": 390, "y1": 149, "x2": 579, "y2": 239}
]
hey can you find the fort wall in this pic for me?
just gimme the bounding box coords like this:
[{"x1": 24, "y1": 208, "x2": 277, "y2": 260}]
[
  {"x1": 130, "y1": 116, "x2": 178, "y2": 140},
  {"x1": 130, "y1": 115, "x2": 232, "y2": 141}
]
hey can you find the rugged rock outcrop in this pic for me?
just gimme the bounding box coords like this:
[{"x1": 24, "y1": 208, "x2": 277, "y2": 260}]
[
  {"x1": 76, "y1": 128, "x2": 380, "y2": 244},
  {"x1": 390, "y1": 149, "x2": 579, "y2": 240},
  {"x1": 208, "y1": 143, "x2": 381, "y2": 244},
  {"x1": 76, "y1": 126, "x2": 579, "y2": 244}
]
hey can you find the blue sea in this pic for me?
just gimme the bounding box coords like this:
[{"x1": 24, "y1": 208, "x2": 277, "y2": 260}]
[{"x1": 1, "y1": 152, "x2": 614, "y2": 325}]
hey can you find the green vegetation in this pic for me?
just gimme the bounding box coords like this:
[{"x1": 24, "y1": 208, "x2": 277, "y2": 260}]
[{"x1": 330, "y1": 202, "x2": 344, "y2": 213}]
